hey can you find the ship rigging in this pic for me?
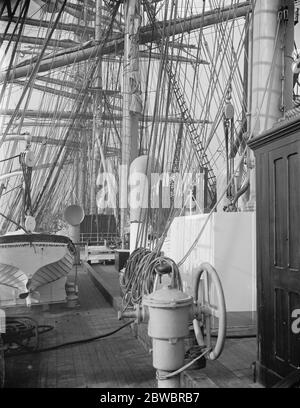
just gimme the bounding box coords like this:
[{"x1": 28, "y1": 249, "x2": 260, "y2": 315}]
[{"x1": 0, "y1": 0, "x2": 299, "y2": 390}]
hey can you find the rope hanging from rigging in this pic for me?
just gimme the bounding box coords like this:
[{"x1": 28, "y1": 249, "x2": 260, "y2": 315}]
[
  {"x1": 0, "y1": 154, "x2": 20, "y2": 163},
  {"x1": 32, "y1": 0, "x2": 123, "y2": 218},
  {"x1": 20, "y1": 152, "x2": 33, "y2": 218},
  {"x1": 223, "y1": 85, "x2": 236, "y2": 210}
]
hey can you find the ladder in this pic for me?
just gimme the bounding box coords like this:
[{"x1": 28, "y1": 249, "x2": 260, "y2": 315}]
[{"x1": 144, "y1": 1, "x2": 216, "y2": 204}]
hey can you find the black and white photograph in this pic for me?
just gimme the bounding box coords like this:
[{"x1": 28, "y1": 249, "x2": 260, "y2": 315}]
[{"x1": 0, "y1": 0, "x2": 299, "y2": 394}]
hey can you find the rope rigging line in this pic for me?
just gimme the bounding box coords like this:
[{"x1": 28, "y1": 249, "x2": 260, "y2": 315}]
[
  {"x1": 137, "y1": 0, "x2": 188, "y2": 249},
  {"x1": 1, "y1": 0, "x2": 252, "y2": 238},
  {"x1": 201, "y1": 32, "x2": 247, "y2": 169},
  {"x1": 131, "y1": 0, "x2": 176, "y2": 248},
  {"x1": 0, "y1": 154, "x2": 20, "y2": 163},
  {"x1": 182, "y1": 0, "x2": 247, "y2": 165},
  {"x1": 142, "y1": 3, "x2": 255, "y2": 253},
  {"x1": 0, "y1": 0, "x2": 30, "y2": 112},
  {"x1": 0, "y1": 0, "x2": 68, "y2": 149},
  {"x1": 145, "y1": 1, "x2": 246, "y2": 210},
  {"x1": 0, "y1": 211, "x2": 28, "y2": 233},
  {"x1": 15, "y1": 4, "x2": 56, "y2": 135},
  {"x1": 129, "y1": 0, "x2": 254, "y2": 255},
  {"x1": 177, "y1": 14, "x2": 281, "y2": 266},
  {"x1": 200, "y1": 5, "x2": 244, "y2": 158},
  {"x1": 19, "y1": 152, "x2": 33, "y2": 216},
  {"x1": 0, "y1": 2, "x2": 98, "y2": 231},
  {"x1": 0, "y1": 0, "x2": 28, "y2": 63},
  {"x1": 134, "y1": 3, "x2": 241, "y2": 250},
  {"x1": 32, "y1": 1, "x2": 123, "y2": 217},
  {"x1": 0, "y1": 183, "x2": 22, "y2": 197}
]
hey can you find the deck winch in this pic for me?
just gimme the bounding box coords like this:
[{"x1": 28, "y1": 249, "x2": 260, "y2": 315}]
[{"x1": 119, "y1": 256, "x2": 226, "y2": 388}]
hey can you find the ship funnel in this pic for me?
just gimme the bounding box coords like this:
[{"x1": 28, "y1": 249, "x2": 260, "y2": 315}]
[{"x1": 64, "y1": 205, "x2": 85, "y2": 227}]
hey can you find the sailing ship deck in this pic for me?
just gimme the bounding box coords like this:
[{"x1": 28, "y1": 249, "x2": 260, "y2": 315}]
[
  {"x1": 4, "y1": 265, "x2": 156, "y2": 388},
  {"x1": 4, "y1": 264, "x2": 262, "y2": 388}
]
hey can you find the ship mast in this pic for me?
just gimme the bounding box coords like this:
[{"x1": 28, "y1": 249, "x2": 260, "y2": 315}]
[
  {"x1": 90, "y1": 0, "x2": 103, "y2": 230},
  {"x1": 120, "y1": 0, "x2": 142, "y2": 246},
  {"x1": 247, "y1": 0, "x2": 294, "y2": 209},
  {"x1": 78, "y1": 1, "x2": 91, "y2": 215}
]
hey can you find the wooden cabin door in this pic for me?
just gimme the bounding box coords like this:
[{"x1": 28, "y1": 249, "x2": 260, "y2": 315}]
[{"x1": 267, "y1": 138, "x2": 300, "y2": 377}]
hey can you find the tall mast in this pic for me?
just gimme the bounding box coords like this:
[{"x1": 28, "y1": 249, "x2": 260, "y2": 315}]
[
  {"x1": 251, "y1": 0, "x2": 294, "y2": 130},
  {"x1": 120, "y1": 0, "x2": 142, "y2": 246},
  {"x1": 79, "y1": 132, "x2": 88, "y2": 212},
  {"x1": 78, "y1": 0, "x2": 91, "y2": 214},
  {"x1": 247, "y1": 0, "x2": 294, "y2": 209},
  {"x1": 90, "y1": 0, "x2": 103, "y2": 220}
]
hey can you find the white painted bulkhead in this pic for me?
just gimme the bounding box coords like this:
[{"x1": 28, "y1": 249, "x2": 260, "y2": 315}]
[{"x1": 162, "y1": 212, "x2": 256, "y2": 313}]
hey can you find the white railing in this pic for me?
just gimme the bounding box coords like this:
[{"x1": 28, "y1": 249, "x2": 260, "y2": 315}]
[{"x1": 80, "y1": 232, "x2": 119, "y2": 246}]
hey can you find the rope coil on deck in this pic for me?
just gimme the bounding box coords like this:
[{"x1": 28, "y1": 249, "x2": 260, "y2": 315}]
[
  {"x1": 120, "y1": 248, "x2": 182, "y2": 311},
  {"x1": 4, "y1": 317, "x2": 134, "y2": 358},
  {"x1": 2, "y1": 316, "x2": 53, "y2": 355}
]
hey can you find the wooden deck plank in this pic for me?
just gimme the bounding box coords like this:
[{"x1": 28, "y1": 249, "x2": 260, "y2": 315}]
[
  {"x1": 4, "y1": 264, "x2": 262, "y2": 388},
  {"x1": 4, "y1": 266, "x2": 155, "y2": 388},
  {"x1": 88, "y1": 264, "x2": 263, "y2": 389}
]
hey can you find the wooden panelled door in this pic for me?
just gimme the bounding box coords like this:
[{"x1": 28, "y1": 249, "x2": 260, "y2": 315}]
[{"x1": 267, "y1": 138, "x2": 300, "y2": 377}]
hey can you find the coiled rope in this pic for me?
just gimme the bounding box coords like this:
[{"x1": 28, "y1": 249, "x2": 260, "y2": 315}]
[
  {"x1": 3, "y1": 316, "x2": 134, "y2": 358},
  {"x1": 120, "y1": 248, "x2": 183, "y2": 312}
]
